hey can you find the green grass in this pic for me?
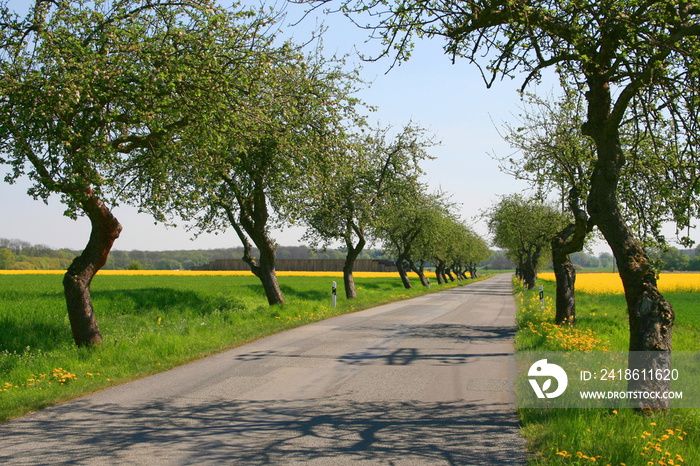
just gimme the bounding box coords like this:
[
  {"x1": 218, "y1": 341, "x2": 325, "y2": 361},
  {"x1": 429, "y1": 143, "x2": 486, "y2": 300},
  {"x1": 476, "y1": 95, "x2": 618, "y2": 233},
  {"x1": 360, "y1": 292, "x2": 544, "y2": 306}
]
[
  {"x1": 0, "y1": 273, "x2": 473, "y2": 423},
  {"x1": 516, "y1": 278, "x2": 700, "y2": 465}
]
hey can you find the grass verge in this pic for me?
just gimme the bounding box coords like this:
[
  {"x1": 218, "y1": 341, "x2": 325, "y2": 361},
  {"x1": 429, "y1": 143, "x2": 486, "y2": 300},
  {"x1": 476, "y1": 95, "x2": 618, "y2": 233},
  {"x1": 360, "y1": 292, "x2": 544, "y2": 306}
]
[
  {"x1": 0, "y1": 273, "x2": 478, "y2": 423},
  {"x1": 515, "y1": 277, "x2": 700, "y2": 465}
]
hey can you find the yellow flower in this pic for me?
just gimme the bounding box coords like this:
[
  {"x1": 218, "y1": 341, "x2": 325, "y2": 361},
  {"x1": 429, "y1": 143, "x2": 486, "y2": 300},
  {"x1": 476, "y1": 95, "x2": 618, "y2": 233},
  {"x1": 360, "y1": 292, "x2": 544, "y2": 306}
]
[{"x1": 539, "y1": 272, "x2": 700, "y2": 294}]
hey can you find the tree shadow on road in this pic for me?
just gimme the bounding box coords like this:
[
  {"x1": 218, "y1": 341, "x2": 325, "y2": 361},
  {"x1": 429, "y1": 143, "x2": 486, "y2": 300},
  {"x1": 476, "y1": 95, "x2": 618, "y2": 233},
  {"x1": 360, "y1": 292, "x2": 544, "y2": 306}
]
[{"x1": 0, "y1": 396, "x2": 529, "y2": 465}]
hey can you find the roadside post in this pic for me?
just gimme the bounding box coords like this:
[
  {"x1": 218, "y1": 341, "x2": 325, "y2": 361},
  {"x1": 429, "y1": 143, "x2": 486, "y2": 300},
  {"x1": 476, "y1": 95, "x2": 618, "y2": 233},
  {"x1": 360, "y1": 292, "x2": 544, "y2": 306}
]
[{"x1": 539, "y1": 285, "x2": 545, "y2": 311}]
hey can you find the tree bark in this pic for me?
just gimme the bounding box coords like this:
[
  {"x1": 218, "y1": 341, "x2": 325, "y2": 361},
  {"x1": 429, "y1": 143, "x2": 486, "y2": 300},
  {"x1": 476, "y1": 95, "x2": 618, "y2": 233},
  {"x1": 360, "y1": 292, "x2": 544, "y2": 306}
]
[
  {"x1": 63, "y1": 191, "x2": 122, "y2": 347},
  {"x1": 584, "y1": 81, "x2": 674, "y2": 409}
]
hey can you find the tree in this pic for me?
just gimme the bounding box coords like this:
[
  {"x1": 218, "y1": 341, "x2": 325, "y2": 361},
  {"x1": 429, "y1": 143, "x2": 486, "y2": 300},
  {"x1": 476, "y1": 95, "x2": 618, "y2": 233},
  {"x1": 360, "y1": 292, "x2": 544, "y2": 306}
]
[
  {"x1": 301, "y1": 122, "x2": 434, "y2": 298},
  {"x1": 499, "y1": 85, "x2": 693, "y2": 324},
  {"x1": 402, "y1": 193, "x2": 458, "y2": 287},
  {"x1": 487, "y1": 194, "x2": 567, "y2": 290},
  {"x1": 0, "y1": 1, "x2": 267, "y2": 345},
  {"x1": 0, "y1": 247, "x2": 15, "y2": 269},
  {"x1": 411, "y1": 211, "x2": 489, "y2": 283},
  {"x1": 167, "y1": 42, "x2": 364, "y2": 305},
  {"x1": 456, "y1": 225, "x2": 491, "y2": 279},
  {"x1": 127, "y1": 261, "x2": 144, "y2": 271},
  {"x1": 498, "y1": 86, "x2": 595, "y2": 324},
  {"x1": 318, "y1": 0, "x2": 700, "y2": 409},
  {"x1": 376, "y1": 188, "x2": 448, "y2": 289}
]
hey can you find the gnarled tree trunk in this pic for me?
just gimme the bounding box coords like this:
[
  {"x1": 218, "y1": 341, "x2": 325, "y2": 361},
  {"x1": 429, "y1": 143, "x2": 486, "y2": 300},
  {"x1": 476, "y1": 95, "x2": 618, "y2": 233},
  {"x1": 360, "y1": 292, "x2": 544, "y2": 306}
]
[
  {"x1": 63, "y1": 191, "x2": 122, "y2": 347},
  {"x1": 584, "y1": 82, "x2": 674, "y2": 409}
]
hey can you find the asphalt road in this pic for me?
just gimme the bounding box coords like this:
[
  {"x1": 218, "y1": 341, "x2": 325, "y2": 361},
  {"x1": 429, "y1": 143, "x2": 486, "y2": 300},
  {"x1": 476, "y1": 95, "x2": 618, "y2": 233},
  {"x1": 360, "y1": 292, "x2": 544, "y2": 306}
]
[{"x1": 0, "y1": 273, "x2": 528, "y2": 465}]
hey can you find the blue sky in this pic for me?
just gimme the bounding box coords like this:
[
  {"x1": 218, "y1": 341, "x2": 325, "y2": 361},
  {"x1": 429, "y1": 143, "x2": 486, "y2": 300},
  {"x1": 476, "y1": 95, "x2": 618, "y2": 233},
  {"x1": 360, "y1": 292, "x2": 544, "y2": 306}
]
[{"x1": 3, "y1": 1, "x2": 692, "y2": 253}]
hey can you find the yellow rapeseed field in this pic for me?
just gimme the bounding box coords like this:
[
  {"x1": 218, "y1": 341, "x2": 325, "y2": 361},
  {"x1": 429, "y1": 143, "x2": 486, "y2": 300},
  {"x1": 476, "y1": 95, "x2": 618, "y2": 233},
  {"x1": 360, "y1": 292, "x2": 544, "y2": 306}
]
[
  {"x1": 539, "y1": 272, "x2": 700, "y2": 294},
  {"x1": 0, "y1": 269, "x2": 437, "y2": 278}
]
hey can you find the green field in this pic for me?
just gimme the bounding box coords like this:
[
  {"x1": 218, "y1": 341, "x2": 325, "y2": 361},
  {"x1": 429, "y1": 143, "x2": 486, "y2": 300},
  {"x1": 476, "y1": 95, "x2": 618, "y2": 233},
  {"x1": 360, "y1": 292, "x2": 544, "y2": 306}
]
[
  {"x1": 0, "y1": 273, "x2": 468, "y2": 423},
  {"x1": 516, "y1": 278, "x2": 700, "y2": 465}
]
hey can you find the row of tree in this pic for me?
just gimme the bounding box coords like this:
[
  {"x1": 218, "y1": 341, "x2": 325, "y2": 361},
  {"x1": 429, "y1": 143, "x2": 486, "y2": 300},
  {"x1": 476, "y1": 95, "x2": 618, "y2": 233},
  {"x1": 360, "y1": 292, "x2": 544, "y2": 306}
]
[
  {"x1": 0, "y1": 1, "x2": 489, "y2": 347},
  {"x1": 316, "y1": 0, "x2": 695, "y2": 409}
]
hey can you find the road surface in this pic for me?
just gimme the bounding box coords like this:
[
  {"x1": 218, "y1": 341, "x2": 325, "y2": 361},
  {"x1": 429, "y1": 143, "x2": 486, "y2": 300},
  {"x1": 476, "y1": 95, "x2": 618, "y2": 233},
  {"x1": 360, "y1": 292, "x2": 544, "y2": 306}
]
[{"x1": 0, "y1": 273, "x2": 528, "y2": 465}]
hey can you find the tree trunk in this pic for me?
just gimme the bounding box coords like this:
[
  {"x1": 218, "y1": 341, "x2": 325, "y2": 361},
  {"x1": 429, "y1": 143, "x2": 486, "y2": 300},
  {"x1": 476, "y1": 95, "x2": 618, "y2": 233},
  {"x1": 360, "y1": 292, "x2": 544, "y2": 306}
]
[
  {"x1": 240, "y1": 237, "x2": 283, "y2": 306},
  {"x1": 63, "y1": 191, "x2": 122, "y2": 347},
  {"x1": 584, "y1": 85, "x2": 674, "y2": 409},
  {"x1": 451, "y1": 263, "x2": 462, "y2": 281},
  {"x1": 408, "y1": 259, "x2": 430, "y2": 287},
  {"x1": 521, "y1": 255, "x2": 538, "y2": 290},
  {"x1": 516, "y1": 258, "x2": 525, "y2": 284},
  {"x1": 224, "y1": 203, "x2": 284, "y2": 305},
  {"x1": 256, "y1": 254, "x2": 284, "y2": 306},
  {"x1": 551, "y1": 249, "x2": 576, "y2": 325},
  {"x1": 434, "y1": 259, "x2": 445, "y2": 285},
  {"x1": 396, "y1": 255, "x2": 412, "y2": 289},
  {"x1": 551, "y1": 194, "x2": 591, "y2": 326},
  {"x1": 342, "y1": 233, "x2": 366, "y2": 299}
]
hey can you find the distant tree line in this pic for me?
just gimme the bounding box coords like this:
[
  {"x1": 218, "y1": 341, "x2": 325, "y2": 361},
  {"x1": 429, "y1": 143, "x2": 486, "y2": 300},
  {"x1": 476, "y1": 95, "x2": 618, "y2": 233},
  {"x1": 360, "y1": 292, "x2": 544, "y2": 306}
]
[
  {"x1": 0, "y1": 238, "x2": 393, "y2": 271},
  {"x1": 650, "y1": 247, "x2": 700, "y2": 272},
  {"x1": 0, "y1": 238, "x2": 74, "y2": 270}
]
